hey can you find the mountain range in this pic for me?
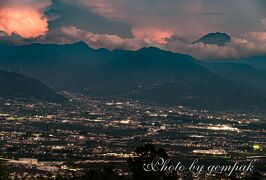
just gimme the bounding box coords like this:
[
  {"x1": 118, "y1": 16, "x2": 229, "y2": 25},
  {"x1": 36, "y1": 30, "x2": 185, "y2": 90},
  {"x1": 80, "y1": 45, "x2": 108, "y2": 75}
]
[{"x1": 1, "y1": 35, "x2": 266, "y2": 110}]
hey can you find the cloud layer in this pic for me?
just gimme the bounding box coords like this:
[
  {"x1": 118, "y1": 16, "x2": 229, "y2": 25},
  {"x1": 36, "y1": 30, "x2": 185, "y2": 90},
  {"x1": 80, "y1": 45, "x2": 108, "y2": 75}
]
[
  {"x1": 45, "y1": 26, "x2": 146, "y2": 50},
  {"x1": 42, "y1": 25, "x2": 266, "y2": 60},
  {"x1": 262, "y1": 18, "x2": 266, "y2": 29},
  {"x1": 73, "y1": 0, "x2": 266, "y2": 39}
]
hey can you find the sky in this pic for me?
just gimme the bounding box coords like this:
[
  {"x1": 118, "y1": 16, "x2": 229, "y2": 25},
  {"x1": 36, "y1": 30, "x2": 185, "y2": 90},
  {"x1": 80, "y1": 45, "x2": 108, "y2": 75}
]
[{"x1": 0, "y1": 0, "x2": 266, "y2": 59}]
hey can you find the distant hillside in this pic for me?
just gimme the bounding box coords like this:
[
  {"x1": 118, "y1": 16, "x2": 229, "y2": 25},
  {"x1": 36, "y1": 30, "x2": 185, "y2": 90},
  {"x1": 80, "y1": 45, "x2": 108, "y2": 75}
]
[
  {"x1": 193, "y1": 32, "x2": 231, "y2": 46},
  {"x1": 239, "y1": 56, "x2": 266, "y2": 70},
  {"x1": 0, "y1": 70, "x2": 65, "y2": 102},
  {"x1": 82, "y1": 47, "x2": 266, "y2": 110},
  {"x1": 0, "y1": 42, "x2": 111, "y2": 88},
  {"x1": 199, "y1": 61, "x2": 266, "y2": 90},
  {"x1": 0, "y1": 42, "x2": 266, "y2": 110}
]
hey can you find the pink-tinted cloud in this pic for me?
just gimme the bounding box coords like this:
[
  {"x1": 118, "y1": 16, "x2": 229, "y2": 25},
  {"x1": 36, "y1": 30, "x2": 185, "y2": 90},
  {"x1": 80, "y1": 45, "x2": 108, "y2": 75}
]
[
  {"x1": 43, "y1": 26, "x2": 241, "y2": 60},
  {"x1": 78, "y1": 0, "x2": 125, "y2": 20},
  {"x1": 0, "y1": 0, "x2": 51, "y2": 10},
  {"x1": 45, "y1": 26, "x2": 146, "y2": 50},
  {"x1": 72, "y1": 0, "x2": 212, "y2": 39},
  {"x1": 248, "y1": 32, "x2": 266, "y2": 42},
  {"x1": 0, "y1": 7, "x2": 48, "y2": 38},
  {"x1": 0, "y1": 0, "x2": 51, "y2": 38},
  {"x1": 229, "y1": 34, "x2": 266, "y2": 57},
  {"x1": 132, "y1": 28, "x2": 174, "y2": 45},
  {"x1": 191, "y1": 43, "x2": 238, "y2": 59},
  {"x1": 71, "y1": 0, "x2": 266, "y2": 40},
  {"x1": 164, "y1": 38, "x2": 238, "y2": 60},
  {"x1": 50, "y1": 1, "x2": 266, "y2": 59},
  {"x1": 163, "y1": 33, "x2": 266, "y2": 60},
  {"x1": 261, "y1": 18, "x2": 266, "y2": 29},
  {"x1": 41, "y1": 26, "x2": 266, "y2": 60}
]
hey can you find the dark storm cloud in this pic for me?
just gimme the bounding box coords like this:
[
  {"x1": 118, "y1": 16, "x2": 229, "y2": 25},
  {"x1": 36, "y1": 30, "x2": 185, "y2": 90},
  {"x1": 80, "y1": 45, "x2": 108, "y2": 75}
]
[
  {"x1": 65, "y1": 0, "x2": 266, "y2": 38},
  {"x1": 48, "y1": 0, "x2": 132, "y2": 38}
]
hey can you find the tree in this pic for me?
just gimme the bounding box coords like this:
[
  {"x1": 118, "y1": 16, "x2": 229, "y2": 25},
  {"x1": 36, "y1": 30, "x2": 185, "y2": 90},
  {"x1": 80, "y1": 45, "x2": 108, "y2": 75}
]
[
  {"x1": 77, "y1": 164, "x2": 127, "y2": 180},
  {"x1": 127, "y1": 144, "x2": 177, "y2": 180},
  {"x1": 0, "y1": 162, "x2": 8, "y2": 180}
]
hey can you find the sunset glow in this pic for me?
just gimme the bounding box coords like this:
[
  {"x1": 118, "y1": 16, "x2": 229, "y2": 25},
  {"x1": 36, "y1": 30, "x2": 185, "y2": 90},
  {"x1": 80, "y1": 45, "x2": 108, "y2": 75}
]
[
  {"x1": 132, "y1": 28, "x2": 173, "y2": 44},
  {"x1": 0, "y1": 7, "x2": 48, "y2": 38}
]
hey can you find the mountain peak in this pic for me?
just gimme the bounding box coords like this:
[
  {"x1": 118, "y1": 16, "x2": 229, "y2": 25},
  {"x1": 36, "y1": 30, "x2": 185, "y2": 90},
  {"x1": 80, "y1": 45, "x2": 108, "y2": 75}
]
[
  {"x1": 71, "y1": 41, "x2": 88, "y2": 47},
  {"x1": 193, "y1": 32, "x2": 231, "y2": 46},
  {"x1": 137, "y1": 46, "x2": 167, "y2": 53}
]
